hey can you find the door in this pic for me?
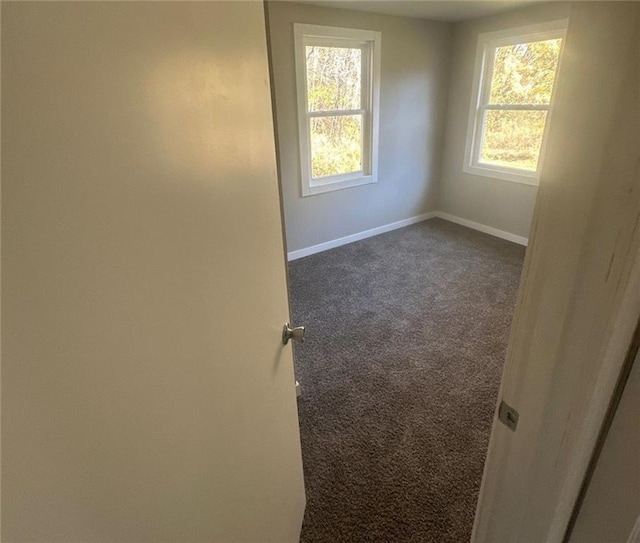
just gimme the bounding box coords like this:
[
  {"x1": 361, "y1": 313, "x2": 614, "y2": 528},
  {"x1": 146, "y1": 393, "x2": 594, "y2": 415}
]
[
  {"x1": 2, "y1": 2, "x2": 305, "y2": 541},
  {"x1": 472, "y1": 3, "x2": 640, "y2": 542},
  {"x1": 569, "y1": 349, "x2": 640, "y2": 543}
]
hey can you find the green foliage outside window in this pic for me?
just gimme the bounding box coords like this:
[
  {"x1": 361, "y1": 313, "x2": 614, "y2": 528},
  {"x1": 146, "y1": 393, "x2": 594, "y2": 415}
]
[
  {"x1": 306, "y1": 46, "x2": 363, "y2": 178},
  {"x1": 303, "y1": 38, "x2": 562, "y2": 176},
  {"x1": 481, "y1": 38, "x2": 562, "y2": 171},
  {"x1": 310, "y1": 115, "x2": 362, "y2": 179}
]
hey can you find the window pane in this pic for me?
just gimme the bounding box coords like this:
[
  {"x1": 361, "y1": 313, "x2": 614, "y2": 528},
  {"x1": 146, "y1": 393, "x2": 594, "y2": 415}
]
[
  {"x1": 480, "y1": 110, "x2": 547, "y2": 171},
  {"x1": 489, "y1": 38, "x2": 562, "y2": 105},
  {"x1": 310, "y1": 115, "x2": 362, "y2": 179},
  {"x1": 306, "y1": 46, "x2": 361, "y2": 112}
]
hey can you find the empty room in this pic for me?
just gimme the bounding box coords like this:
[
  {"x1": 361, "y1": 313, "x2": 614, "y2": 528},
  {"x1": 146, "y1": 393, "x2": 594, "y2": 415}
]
[
  {"x1": 268, "y1": 2, "x2": 540, "y2": 540},
  {"x1": 266, "y1": 1, "x2": 639, "y2": 541},
  {"x1": 2, "y1": 1, "x2": 638, "y2": 542}
]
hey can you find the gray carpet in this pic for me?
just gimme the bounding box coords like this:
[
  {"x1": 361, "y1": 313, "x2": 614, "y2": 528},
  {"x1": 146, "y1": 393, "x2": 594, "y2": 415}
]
[{"x1": 288, "y1": 218, "x2": 525, "y2": 543}]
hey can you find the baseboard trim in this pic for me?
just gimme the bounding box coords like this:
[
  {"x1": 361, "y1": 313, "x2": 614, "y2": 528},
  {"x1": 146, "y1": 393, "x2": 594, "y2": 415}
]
[
  {"x1": 434, "y1": 212, "x2": 529, "y2": 246},
  {"x1": 287, "y1": 211, "x2": 437, "y2": 261},
  {"x1": 286, "y1": 210, "x2": 528, "y2": 261}
]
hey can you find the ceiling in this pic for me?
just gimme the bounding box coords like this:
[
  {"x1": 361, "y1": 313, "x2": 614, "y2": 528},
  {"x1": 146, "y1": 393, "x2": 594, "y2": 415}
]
[{"x1": 294, "y1": 1, "x2": 541, "y2": 22}]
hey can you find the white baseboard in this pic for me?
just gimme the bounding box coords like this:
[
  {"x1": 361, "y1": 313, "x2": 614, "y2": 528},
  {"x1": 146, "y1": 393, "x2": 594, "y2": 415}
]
[
  {"x1": 287, "y1": 211, "x2": 437, "y2": 261},
  {"x1": 434, "y1": 212, "x2": 528, "y2": 246},
  {"x1": 286, "y1": 210, "x2": 528, "y2": 261}
]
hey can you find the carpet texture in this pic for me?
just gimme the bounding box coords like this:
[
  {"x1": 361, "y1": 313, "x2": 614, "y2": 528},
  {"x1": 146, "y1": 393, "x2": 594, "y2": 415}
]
[{"x1": 288, "y1": 218, "x2": 525, "y2": 543}]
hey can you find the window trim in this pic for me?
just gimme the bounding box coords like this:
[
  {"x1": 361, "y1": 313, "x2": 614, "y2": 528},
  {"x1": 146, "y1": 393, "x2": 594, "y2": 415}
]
[
  {"x1": 293, "y1": 24, "x2": 381, "y2": 197},
  {"x1": 463, "y1": 20, "x2": 568, "y2": 186}
]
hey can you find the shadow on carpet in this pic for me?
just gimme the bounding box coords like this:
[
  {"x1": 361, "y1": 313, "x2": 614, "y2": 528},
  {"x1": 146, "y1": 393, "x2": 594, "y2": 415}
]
[{"x1": 288, "y1": 218, "x2": 525, "y2": 543}]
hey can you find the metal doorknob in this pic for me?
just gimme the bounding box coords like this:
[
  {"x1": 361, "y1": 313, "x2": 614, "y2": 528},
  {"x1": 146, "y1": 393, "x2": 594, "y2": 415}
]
[{"x1": 282, "y1": 323, "x2": 305, "y2": 345}]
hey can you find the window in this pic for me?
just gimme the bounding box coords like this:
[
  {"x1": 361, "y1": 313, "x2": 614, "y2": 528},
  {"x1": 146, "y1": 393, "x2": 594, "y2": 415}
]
[
  {"x1": 464, "y1": 20, "x2": 566, "y2": 185},
  {"x1": 294, "y1": 24, "x2": 381, "y2": 196}
]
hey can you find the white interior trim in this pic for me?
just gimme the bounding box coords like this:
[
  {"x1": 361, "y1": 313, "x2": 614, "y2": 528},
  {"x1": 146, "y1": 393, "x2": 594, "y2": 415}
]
[
  {"x1": 294, "y1": 23, "x2": 381, "y2": 198},
  {"x1": 287, "y1": 212, "x2": 437, "y2": 260},
  {"x1": 434, "y1": 212, "x2": 529, "y2": 246},
  {"x1": 463, "y1": 19, "x2": 568, "y2": 186},
  {"x1": 287, "y1": 211, "x2": 528, "y2": 261}
]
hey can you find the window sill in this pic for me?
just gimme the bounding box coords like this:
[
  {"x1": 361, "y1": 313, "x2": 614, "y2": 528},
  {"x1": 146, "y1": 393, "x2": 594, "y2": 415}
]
[
  {"x1": 463, "y1": 163, "x2": 540, "y2": 186},
  {"x1": 303, "y1": 174, "x2": 376, "y2": 197}
]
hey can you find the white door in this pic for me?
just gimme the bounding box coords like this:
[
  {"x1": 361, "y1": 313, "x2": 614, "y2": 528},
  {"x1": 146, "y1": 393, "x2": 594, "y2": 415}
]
[
  {"x1": 2, "y1": 2, "x2": 305, "y2": 541},
  {"x1": 569, "y1": 350, "x2": 640, "y2": 543},
  {"x1": 472, "y1": 3, "x2": 640, "y2": 542}
]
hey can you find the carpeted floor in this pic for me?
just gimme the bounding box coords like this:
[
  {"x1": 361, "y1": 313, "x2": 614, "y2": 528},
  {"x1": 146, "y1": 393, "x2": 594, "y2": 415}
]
[{"x1": 288, "y1": 218, "x2": 525, "y2": 543}]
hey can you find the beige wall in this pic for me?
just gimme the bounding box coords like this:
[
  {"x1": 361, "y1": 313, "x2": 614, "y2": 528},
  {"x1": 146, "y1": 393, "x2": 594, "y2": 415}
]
[
  {"x1": 570, "y1": 352, "x2": 640, "y2": 543},
  {"x1": 2, "y1": 2, "x2": 305, "y2": 540},
  {"x1": 266, "y1": 2, "x2": 452, "y2": 253},
  {"x1": 439, "y1": 2, "x2": 571, "y2": 239}
]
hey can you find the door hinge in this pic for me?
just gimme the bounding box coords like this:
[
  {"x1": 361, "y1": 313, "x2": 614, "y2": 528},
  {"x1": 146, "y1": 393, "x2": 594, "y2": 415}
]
[{"x1": 498, "y1": 400, "x2": 519, "y2": 432}]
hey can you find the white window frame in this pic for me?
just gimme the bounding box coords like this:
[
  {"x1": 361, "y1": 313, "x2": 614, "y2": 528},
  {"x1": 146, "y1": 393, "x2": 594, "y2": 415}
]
[
  {"x1": 294, "y1": 24, "x2": 381, "y2": 197},
  {"x1": 463, "y1": 20, "x2": 567, "y2": 186}
]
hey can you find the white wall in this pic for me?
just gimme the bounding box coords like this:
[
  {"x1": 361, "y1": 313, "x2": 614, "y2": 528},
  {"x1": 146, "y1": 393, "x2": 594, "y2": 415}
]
[
  {"x1": 266, "y1": 1, "x2": 452, "y2": 253},
  {"x1": 438, "y1": 2, "x2": 571, "y2": 239},
  {"x1": 570, "y1": 349, "x2": 640, "y2": 543}
]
